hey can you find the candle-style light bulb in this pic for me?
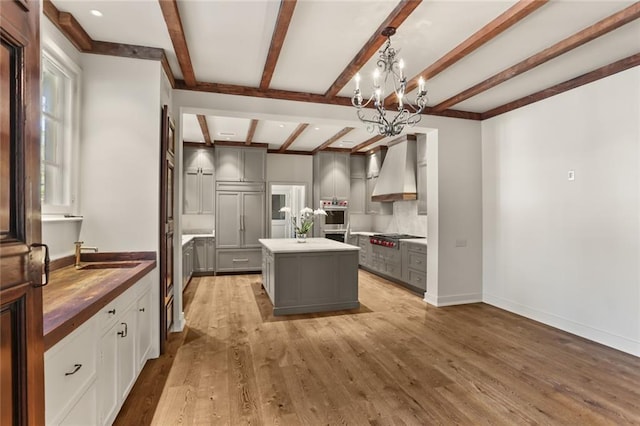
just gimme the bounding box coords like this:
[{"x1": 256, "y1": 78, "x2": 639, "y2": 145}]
[
  {"x1": 373, "y1": 69, "x2": 380, "y2": 87},
  {"x1": 354, "y1": 73, "x2": 361, "y2": 91},
  {"x1": 418, "y1": 76, "x2": 425, "y2": 93},
  {"x1": 375, "y1": 88, "x2": 381, "y2": 103},
  {"x1": 399, "y1": 59, "x2": 405, "y2": 80}
]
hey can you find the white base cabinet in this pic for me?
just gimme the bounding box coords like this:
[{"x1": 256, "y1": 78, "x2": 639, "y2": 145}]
[{"x1": 45, "y1": 272, "x2": 155, "y2": 426}]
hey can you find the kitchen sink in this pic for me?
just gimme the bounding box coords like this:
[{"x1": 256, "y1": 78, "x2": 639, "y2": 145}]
[{"x1": 78, "y1": 261, "x2": 141, "y2": 270}]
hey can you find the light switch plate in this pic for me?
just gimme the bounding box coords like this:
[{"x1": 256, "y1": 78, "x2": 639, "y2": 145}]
[{"x1": 568, "y1": 170, "x2": 575, "y2": 181}]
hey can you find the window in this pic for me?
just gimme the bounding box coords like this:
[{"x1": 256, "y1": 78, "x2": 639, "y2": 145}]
[{"x1": 40, "y1": 49, "x2": 79, "y2": 214}]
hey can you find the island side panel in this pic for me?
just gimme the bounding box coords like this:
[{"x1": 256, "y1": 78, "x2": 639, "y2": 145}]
[{"x1": 273, "y1": 251, "x2": 359, "y2": 315}]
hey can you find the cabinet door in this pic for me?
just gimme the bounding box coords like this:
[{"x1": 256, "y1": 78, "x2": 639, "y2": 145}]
[
  {"x1": 60, "y1": 382, "x2": 98, "y2": 426},
  {"x1": 200, "y1": 169, "x2": 215, "y2": 214},
  {"x1": 183, "y1": 168, "x2": 200, "y2": 214},
  {"x1": 242, "y1": 149, "x2": 265, "y2": 182},
  {"x1": 350, "y1": 177, "x2": 365, "y2": 214},
  {"x1": 242, "y1": 192, "x2": 265, "y2": 247},
  {"x1": 117, "y1": 306, "x2": 137, "y2": 402},
  {"x1": 183, "y1": 147, "x2": 199, "y2": 170},
  {"x1": 216, "y1": 192, "x2": 242, "y2": 248},
  {"x1": 136, "y1": 289, "x2": 152, "y2": 371},
  {"x1": 334, "y1": 153, "x2": 350, "y2": 200},
  {"x1": 206, "y1": 238, "x2": 216, "y2": 271},
  {"x1": 417, "y1": 162, "x2": 427, "y2": 215},
  {"x1": 318, "y1": 153, "x2": 335, "y2": 200},
  {"x1": 350, "y1": 155, "x2": 365, "y2": 178},
  {"x1": 98, "y1": 327, "x2": 118, "y2": 425},
  {"x1": 216, "y1": 147, "x2": 242, "y2": 181},
  {"x1": 193, "y1": 238, "x2": 207, "y2": 272}
]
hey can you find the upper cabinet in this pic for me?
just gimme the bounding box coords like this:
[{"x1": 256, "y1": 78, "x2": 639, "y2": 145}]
[
  {"x1": 183, "y1": 146, "x2": 214, "y2": 215},
  {"x1": 417, "y1": 134, "x2": 427, "y2": 215},
  {"x1": 215, "y1": 146, "x2": 266, "y2": 182},
  {"x1": 349, "y1": 155, "x2": 366, "y2": 214},
  {"x1": 314, "y1": 152, "x2": 350, "y2": 201}
]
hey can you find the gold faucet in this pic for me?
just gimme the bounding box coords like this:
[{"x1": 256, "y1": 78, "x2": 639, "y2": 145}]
[{"x1": 74, "y1": 241, "x2": 98, "y2": 269}]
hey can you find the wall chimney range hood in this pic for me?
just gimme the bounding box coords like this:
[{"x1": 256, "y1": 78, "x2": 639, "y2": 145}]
[{"x1": 372, "y1": 134, "x2": 417, "y2": 202}]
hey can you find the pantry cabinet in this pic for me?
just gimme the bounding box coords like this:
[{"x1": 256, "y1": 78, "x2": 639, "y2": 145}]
[
  {"x1": 184, "y1": 146, "x2": 215, "y2": 214},
  {"x1": 215, "y1": 146, "x2": 266, "y2": 182}
]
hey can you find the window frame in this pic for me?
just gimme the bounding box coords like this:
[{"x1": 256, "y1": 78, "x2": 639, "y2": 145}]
[{"x1": 40, "y1": 40, "x2": 80, "y2": 216}]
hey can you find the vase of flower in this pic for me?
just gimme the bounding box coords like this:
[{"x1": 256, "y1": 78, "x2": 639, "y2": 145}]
[{"x1": 279, "y1": 206, "x2": 327, "y2": 241}]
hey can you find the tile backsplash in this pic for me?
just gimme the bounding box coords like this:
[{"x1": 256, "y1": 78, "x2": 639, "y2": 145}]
[{"x1": 350, "y1": 201, "x2": 427, "y2": 237}]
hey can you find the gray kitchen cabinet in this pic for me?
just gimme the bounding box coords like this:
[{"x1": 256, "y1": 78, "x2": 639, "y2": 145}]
[
  {"x1": 417, "y1": 134, "x2": 427, "y2": 215},
  {"x1": 215, "y1": 182, "x2": 265, "y2": 272},
  {"x1": 349, "y1": 155, "x2": 366, "y2": 214},
  {"x1": 182, "y1": 240, "x2": 194, "y2": 286},
  {"x1": 314, "y1": 152, "x2": 350, "y2": 201},
  {"x1": 215, "y1": 146, "x2": 266, "y2": 182},
  {"x1": 346, "y1": 233, "x2": 358, "y2": 246},
  {"x1": 357, "y1": 235, "x2": 371, "y2": 267},
  {"x1": 401, "y1": 241, "x2": 427, "y2": 292},
  {"x1": 365, "y1": 149, "x2": 392, "y2": 215},
  {"x1": 193, "y1": 237, "x2": 215, "y2": 273},
  {"x1": 183, "y1": 147, "x2": 214, "y2": 214}
]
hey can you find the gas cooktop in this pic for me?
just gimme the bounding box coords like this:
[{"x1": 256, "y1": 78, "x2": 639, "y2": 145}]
[{"x1": 370, "y1": 234, "x2": 425, "y2": 249}]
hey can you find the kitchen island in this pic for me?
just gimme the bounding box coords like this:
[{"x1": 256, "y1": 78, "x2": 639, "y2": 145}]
[{"x1": 259, "y1": 238, "x2": 360, "y2": 315}]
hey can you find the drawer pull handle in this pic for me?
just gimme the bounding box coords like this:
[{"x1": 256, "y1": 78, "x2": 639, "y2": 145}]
[
  {"x1": 117, "y1": 322, "x2": 128, "y2": 338},
  {"x1": 139, "y1": 308, "x2": 145, "y2": 312},
  {"x1": 107, "y1": 309, "x2": 116, "y2": 315},
  {"x1": 232, "y1": 258, "x2": 249, "y2": 262},
  {"x1": 65, "y1": 364, "x2": 82, "y2": 376}
]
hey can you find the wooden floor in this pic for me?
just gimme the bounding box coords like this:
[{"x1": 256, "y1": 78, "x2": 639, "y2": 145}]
[{"x1": 115, "y1": 271, "x2": 640, "y2": 425}]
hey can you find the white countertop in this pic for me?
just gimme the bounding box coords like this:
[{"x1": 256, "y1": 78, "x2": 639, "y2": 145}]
[
  {"x1": 350, "y1": 231, "x2": 377, "y2": 236},
  {"x1": 182, "y1": 233, "x2": 215, "y2": 246},
  {"x1": 400, "y1": 238, "x2": 427, "y2": 246},
  {"x1": 260, "y1": 238, "x2": 360, "y2": 253}
]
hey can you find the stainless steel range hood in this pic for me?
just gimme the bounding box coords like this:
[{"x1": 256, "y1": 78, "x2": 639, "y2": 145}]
[{"x1": 372, "y1": 134, "x2": 417, "y2": 202}]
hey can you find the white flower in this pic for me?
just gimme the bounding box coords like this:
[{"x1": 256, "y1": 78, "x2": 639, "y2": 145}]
[
  {"x1": 279, "y1": 206, "x2": 291, "y2": 213},
  {"x1": 313, "y1": 208, "x2": 327, "y2": 216},
  {"x1": 300, "y1": 207, "x2": 314, "y2": 215}
]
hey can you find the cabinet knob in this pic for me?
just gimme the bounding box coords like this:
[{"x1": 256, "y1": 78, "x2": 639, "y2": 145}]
[
  {"x1": 107, "y1": 308, "x2": 116, "y2": 315},
  {"x1": 139, "y1": 308, "x2": 145, "y2": 312}
]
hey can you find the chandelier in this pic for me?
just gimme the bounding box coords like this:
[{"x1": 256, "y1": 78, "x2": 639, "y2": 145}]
[{"x1": 351, "y1": 27, "x2": 428, "y2": 137}]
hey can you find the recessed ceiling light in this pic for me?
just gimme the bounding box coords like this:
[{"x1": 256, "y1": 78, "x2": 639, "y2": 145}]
[
  {"x1": 90, "y1": 9, "x2": 103, "y2": 17},
  {"x1": 226, "y1": 137, "x2": 231, "y2": 140},
  {"x1": 314, "y1": 127, "x2": 319, "y2": 130},
  {"x1": 279, "y1": 124, "x2": 285, "y2": 128},
  {"x1": 218, "y1": 132, "x2": 235, "y2": 136}
]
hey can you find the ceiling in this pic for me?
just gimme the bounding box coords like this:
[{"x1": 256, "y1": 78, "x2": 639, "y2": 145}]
[{"x1": 47, "y1": 0, "x2": 640, "y2": 153}]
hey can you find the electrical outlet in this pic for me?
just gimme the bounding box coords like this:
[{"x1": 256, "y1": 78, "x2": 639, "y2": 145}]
[
  {"x1": 568, "y1": 170, "x2": 575, "y2": 181},
  {"x1": 455, "y1": 239, "x2": 467, "y2": 248}
]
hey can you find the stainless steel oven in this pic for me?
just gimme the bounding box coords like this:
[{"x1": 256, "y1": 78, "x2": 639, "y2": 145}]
[{"x1": 321, "y1": 200, "x2": 348, "y2": 231}]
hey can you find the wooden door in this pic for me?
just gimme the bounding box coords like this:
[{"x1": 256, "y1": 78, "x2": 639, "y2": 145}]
[
  {"x1": 159, "y1": 105, "x2": 175, "y2": 353},
  {"x1": 0, "y1": 0, "x2": 46, "y2": 424}
]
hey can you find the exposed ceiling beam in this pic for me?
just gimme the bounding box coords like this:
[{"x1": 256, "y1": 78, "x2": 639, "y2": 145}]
[
  {"x1": 385, "y1": 0, "x2": 548, "y2": 105},
  {"x1": 350, "y1": 135, "x2": 385, "y2": 153},
  {"x1": 323, "y1": 0, "x2": 423, "y2": 98},
  {"x1": 197, "y1": 115, "x2": 212, "y2": 145},
  {"x1": 433, "y1": 2, "x2": 640, "y2": 112},
  {"x1": 312, "y1": 127, "x2": 355, "y2": 154},
  {"x1": 43, "y1": 0, "x2": 176, "y2": 87},
  {"x1": 245, "y1": 119, "x2": 259, "y2": 145},
  {"x1": 260, "y1": 0, "x2": 298, "y2": 89},
  {"x1": 158, "y1": 0, "x2": 197, "y2": 86},
  {"x1": 43, "y1": 0, "x2": 93, "y2": 51},
  {"x1": 278, "y1": 123, "x2": 309, "y2": 152},
  {"x1": 174, "y1": 80, "x2": 482, "y2": 120},
  {"x1": 482, "y1": 53, "x2": 640, "y2": 119}
]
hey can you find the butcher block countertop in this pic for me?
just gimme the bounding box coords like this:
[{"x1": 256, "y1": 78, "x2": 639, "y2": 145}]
[{"x1": 43, "y1": 252, "x2": 156, "y2": 350}]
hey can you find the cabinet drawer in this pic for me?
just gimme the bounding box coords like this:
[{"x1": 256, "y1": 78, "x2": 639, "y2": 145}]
[
  {"x1": 217, "y1": 249, "x2": 262, "y2": 271},
  {"x1": 408, "y1": 269, "x2": 427, "y2": 290},
  {"x1": 407, "y1": 251, "x2": 426, "y2": 272},
  {"x1": 96, "y1": 282, "x2": 139, "y2": 332},
  {"x1": 406, "y1": 242, "x2": 427, "y2": 254},
  {"x1": 45, "y1": 317, "x2": 98, "y2": 424}
]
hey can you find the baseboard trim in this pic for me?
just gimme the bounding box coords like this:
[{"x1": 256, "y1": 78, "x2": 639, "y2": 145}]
[
  {"x1": 483, "y1": 293, "x2": 640, "y2": 357},
  {"x1": 424, "y1": 292, "x2": 483, "y2": 307}
]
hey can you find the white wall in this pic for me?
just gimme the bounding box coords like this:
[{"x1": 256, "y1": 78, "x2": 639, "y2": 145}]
[
  {"x1": 79, "y1": 54, "x2": 161, "y2": 252},
  {"x1": 482, "y1": 67, "x2": 640, "y2": 356}
]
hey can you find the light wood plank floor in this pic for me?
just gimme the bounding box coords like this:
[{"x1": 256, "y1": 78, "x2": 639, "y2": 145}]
[{"x1": 115, "y1": 271, "x2": 640, "y2": 425}]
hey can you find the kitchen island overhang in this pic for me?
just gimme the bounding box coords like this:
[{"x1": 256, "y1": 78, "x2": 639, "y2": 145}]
[{"x1": 259, "y1": 238, "x2": 360, "y2": 315}]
